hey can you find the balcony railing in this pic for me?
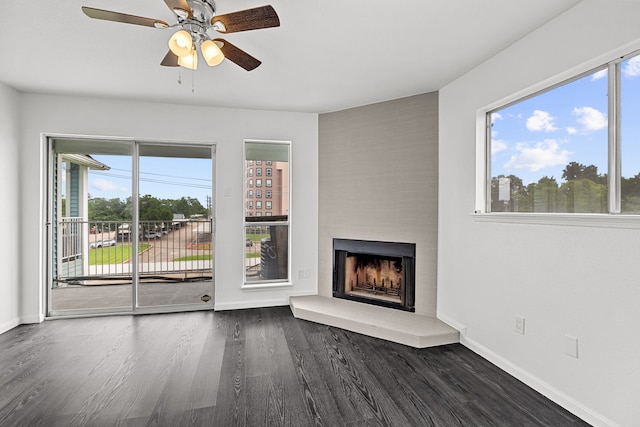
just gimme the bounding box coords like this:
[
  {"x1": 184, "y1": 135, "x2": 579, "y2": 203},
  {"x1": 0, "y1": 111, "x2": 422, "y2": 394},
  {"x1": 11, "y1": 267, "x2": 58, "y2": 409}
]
[{"x1": 57, "y1": 218, "x2": 212, "y2": 285}]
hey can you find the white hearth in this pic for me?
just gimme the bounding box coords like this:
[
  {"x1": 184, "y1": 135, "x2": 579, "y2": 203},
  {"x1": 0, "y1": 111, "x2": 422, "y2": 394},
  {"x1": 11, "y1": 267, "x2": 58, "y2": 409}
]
[{"x1": 290, "y1": 295, "x2": 458, "y2": 348}]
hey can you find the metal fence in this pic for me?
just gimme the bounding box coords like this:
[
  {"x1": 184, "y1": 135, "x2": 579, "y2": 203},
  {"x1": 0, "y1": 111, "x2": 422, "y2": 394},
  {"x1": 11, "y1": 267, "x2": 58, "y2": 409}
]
[{"x1": 57, "y1": 218, "x2": 212, "y2": 284}]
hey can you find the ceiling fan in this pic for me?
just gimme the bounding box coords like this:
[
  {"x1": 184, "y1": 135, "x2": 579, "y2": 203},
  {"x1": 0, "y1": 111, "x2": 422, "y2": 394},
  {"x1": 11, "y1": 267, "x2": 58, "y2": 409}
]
[{"x1": 82, "y1": 0, "x2": 280, "y2": 71}]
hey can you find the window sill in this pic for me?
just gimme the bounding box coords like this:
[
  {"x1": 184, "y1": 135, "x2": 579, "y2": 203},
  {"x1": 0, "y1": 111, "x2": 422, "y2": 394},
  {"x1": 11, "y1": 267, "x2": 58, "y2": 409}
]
[
  {"x1": 241, "y1": 282, "x2": 293, "y2": 290},
  {"x1": 470, "y1": 212, "x2": 640, "y2": 229}
]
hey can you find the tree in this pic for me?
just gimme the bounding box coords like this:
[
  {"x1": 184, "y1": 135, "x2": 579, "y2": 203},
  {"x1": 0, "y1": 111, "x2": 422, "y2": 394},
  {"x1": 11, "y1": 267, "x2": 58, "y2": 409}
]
[
  {"x1": 562, "y1": 162, "x2": 605, "y2": 184},
  {"x1": 621, "y1": 172, "x2": 640, "y2": 212},
  {"x1": 88, "y1": 197, "x2": 131, "y2": 221},
  {"x1": 559, "y1": 179, "x2": 607, "y2": 213},
  {"x1": 490, "y1": 174, "x2": 528, "y2": 212},
  {"x1": 532, "y1": 176, "x2": 559, "y2": 212},
  {"x1": 88, "y1": 195, "x2": 207, "y2": 222},
  {"x1": 139, "y1": 195, "x2": 172, "y2": 222}
]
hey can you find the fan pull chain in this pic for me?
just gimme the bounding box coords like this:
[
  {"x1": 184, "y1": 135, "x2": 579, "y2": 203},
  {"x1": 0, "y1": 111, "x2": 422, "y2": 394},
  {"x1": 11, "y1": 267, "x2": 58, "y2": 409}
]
[
  {"x1": 177, "y1": 69, "x2": 182, "y2": 85},
  {"x1": 192, "y1": 68, "x2": 195, "y2": 93}
]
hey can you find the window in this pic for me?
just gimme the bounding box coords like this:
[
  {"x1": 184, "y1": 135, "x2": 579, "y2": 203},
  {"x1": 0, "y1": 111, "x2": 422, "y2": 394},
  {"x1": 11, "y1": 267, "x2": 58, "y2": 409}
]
[
  {"x1": 248, "y1": 201, "x2": 253, "y2": 209},
  {"x1": 256, "y1": 168, "x2": 262, "y2": 176},
  {"x1": 248, "y1": 168, "x2": 253, "y2": 177},
  {"x1": 266, "y1": 168, "x2": 272, "y2": 176},
  {"x1": 248, "y1": 179, "x2": 253, "y2": 187},
  {"x1": 620, "y1": 55, "x2": 640, "y2": 213},
  {"x1": 244, "y1": 141, "x2": 290, "y2": 285},
  {"x1": 486, "y1": 51, "x2": 640, "y2": 215},
  {"x1": 248, "y1": 190, "x2": 253, "y2": 198}
]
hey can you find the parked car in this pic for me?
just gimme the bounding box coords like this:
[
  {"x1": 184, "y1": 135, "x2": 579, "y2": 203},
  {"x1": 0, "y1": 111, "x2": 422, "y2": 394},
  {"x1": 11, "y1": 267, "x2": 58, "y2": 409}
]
[
  {"x1": 246, "y1": 238, "x2": 254, "y2": 247},
  {"x1": 90, "y1": 239, "x2": 116, "y2": 248}
]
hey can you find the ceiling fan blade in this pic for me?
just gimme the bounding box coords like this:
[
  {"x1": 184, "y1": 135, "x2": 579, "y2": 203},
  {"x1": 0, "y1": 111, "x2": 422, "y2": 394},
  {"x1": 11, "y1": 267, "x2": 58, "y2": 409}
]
[
  {"x1": 214, "y1": 39, "x2": 261, "y2": 71},
  {"x1": 82, "y1": 7, "x2": 169, "y2": 28},
  {"x1": 160, "y1": 51, "x2": 179, "y2": 67},
  {"x1": 162, "y1": 0, "x2": 192, "y2": 18},
  {"x1": 212, "y1": 5, "x2": 280, "y2": 33}
]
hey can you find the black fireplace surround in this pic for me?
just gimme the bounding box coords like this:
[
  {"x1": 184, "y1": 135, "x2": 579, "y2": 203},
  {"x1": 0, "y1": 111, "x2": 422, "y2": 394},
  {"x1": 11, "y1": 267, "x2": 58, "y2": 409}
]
[{"x1": 333, "y1": 238, "x2": 416, "y2": 312}]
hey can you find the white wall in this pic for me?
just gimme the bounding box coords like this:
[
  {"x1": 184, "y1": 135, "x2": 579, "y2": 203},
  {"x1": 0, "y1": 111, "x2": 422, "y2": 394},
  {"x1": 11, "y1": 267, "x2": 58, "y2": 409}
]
[
  {"x1": 0, "y1": 83, "x2": 21, "y2": 333},
  {"x1": 318, "y1": 93, "x2": 439, "y2": 316},
  {"x1": 18, "y1": 94, "x2": 318, "y2": 319},
  {"x1": 438, "y1": 1, "x2": 640, "y2": 426}
]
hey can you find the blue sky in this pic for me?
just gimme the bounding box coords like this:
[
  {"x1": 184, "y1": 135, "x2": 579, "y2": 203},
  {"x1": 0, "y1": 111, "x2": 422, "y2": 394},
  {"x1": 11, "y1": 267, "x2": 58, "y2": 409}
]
[
  {"x1": 87, "y1": 155, "x2": 212, "y2": 204},
  {"x1": 491, "y1": 55, "x2": 640, "y2": 185}
]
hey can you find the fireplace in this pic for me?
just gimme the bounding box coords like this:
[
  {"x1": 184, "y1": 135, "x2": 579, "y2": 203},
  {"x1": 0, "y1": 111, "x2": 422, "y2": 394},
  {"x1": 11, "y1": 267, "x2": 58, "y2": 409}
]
[{"x1": 333, "y1": 239, "x2": 415, "y2": 312}]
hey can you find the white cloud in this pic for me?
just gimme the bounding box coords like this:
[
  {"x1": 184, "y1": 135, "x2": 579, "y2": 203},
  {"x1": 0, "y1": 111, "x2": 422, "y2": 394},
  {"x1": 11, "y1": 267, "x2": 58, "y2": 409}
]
[
  {"x1": 591, "y1": 69, "x2": 608, "y2": 81},
  {"x1": 573, "y1": 106, "x2": 607, "y2": 131},
  {"x1": 92, "y1": 179, "x2": 118, "y2": 191},
  {"x1": 566, "y1": 127, "x2": 578, "y2": 135},
  {"x1": 504, "y1": 139, "x2": 571, "y2": 172},
  {"x1": 491, "y1": 112, "x2": 503, "y2": 123},
  {"x1": 526, "y1": 110, "x2": 557, "y2": 132},
  {"x1": 491, "y1": 140, "x2": 507, "y2": 154},
  {"x1": 623, "y1": 55, "x2": 640, "y2": 78}
]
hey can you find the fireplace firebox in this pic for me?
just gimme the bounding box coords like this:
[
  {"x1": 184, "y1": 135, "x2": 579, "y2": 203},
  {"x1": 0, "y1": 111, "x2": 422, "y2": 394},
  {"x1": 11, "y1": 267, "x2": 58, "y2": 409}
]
[{"x1": 333, "y1": 239, "x2": 415, "y2": 312}]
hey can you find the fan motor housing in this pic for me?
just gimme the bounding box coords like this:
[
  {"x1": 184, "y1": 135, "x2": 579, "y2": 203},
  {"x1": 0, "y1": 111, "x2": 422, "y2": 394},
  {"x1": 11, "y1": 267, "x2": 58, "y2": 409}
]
[{"x1": 186, "y1": 0, "x2": 216, "y2": 23}]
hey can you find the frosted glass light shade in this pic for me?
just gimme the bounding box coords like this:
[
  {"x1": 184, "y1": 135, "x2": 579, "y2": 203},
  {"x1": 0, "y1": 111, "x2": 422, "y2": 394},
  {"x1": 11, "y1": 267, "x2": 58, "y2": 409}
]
[
  {"x1": 178, "y1": 48, "x2": 198, "y2": 70},
  {"x1": 168, "y1": 30, "x2": 193, "y2": 57},
  {"x1": 201, "y1": 40, "x2": 224, "y2": 66}
]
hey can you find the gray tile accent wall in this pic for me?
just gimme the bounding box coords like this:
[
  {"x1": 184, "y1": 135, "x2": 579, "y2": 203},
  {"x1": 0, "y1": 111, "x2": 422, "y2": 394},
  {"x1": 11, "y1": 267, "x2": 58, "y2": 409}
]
[{"x1": 318, "y1": 92, "x2": 438, "y2": 316}]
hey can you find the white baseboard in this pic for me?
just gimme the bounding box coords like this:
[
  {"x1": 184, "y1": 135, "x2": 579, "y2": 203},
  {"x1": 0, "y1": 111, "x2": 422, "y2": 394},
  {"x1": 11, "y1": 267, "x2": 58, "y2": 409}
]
[
  {"x1": 20, "y1": 313, "x2": 45, "y2": 324},
  {"x1": 437, "y1": 312, "x2": 467, "y2": 336},
  {"x1": 214, "y1": 291, "x2": 318, "y2": 311},
  {"x1": 0, "y1": 318, "x2": 20, "y2": 335},
  {"x1": 213, "y1": 298, "x2": 289, "y2": 311},
  {"x1": 460, "y1": 334, "x2": 619, "y2": 427}
]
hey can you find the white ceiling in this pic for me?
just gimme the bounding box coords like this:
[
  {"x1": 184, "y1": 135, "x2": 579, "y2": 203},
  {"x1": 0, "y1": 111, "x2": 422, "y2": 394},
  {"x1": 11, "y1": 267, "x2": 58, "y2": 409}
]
[{"x1": 0, "y1": 0, "x2": 581, "y2": 113}]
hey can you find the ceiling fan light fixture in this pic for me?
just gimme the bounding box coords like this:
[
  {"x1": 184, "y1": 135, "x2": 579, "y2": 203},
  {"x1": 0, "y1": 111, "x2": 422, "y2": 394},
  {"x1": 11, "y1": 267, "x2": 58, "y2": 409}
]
[
  {"x1": 177, "y1": 46, "x2": 198, "y2": 70},
  {"x1": 201, "y1": 40, "x2": 224, "y2": 66},
  {"x1": 168, "y1": 30, "x2": 193, "y2": 57}
]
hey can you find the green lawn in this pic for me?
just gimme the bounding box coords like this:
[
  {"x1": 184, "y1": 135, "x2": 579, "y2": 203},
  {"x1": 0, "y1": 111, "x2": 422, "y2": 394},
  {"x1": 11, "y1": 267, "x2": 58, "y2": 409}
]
[
  {"x1": 173, "y1": 252, "x2": 259, "y2": 262},
  {"x1": 247, "y1": 233, "x2": 269, "y2": 243},
  {"x1": 89, "y1": 244, "x2": 149, "y2": 265},
  {"x1": 174, "y1": 254, "x2": 212, "y2": 262}
]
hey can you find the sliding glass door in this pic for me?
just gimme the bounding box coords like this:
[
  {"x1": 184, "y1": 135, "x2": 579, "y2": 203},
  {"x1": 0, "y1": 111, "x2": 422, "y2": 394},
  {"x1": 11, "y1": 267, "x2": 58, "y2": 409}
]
[
  {"x1": 136, "y1": 144, "x2": 214, "y2": 308},
  {"x1": 47, "y1": 137, "x2": 215, "y2": 316}
]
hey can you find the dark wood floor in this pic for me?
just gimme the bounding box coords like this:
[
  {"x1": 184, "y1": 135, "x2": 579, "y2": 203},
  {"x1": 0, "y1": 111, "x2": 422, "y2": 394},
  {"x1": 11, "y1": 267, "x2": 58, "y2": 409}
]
[{"x1": 0, "y1": 307, "x2": 589, "y2": 426}]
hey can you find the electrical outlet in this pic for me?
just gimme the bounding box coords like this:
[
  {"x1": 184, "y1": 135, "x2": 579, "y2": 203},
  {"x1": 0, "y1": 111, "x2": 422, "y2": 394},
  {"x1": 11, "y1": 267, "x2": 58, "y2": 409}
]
[
  {"x1": 564, "y1": 335, "x2": 579, "y2": 358},
  {"x1": 515, "y1": 316, "x2": 525, "y2": 334},
  {"x1": 297, "y1": 269, "x2": 304, "y2": 279}
]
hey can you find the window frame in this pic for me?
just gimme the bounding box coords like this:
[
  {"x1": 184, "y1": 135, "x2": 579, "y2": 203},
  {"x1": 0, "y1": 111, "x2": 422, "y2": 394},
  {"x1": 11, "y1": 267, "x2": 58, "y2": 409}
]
[
  {"x1": 243, "y1": 139, "x2": 292, "y2": 287},
  {"x1": 474, "y1": 48, "x2": 640, "y2": 229}
]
